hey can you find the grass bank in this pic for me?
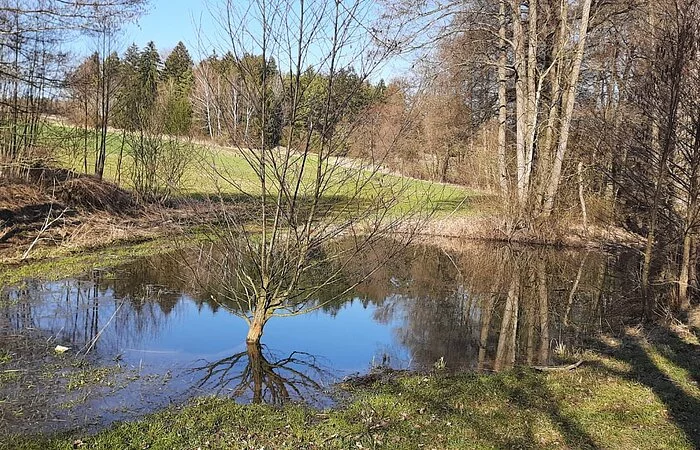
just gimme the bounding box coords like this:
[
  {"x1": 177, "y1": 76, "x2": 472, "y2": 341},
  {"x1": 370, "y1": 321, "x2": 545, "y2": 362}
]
[
  {"x1": 44, "y1": 123, "x2": 477, "y2": 217},
  {"x1": 1, "y1": 125, "x2": 484, "y2": 265},
  {"x1": 6, "y1": 322, "x2": 699, "y2": 449},
  {"x1": 0, "y1": 236, "x2": 183, "y2": 288}
]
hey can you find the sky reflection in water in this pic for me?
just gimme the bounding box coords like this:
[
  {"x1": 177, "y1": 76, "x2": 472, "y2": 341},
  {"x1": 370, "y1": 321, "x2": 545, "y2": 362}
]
[{"x1": 0, "y1": 241, "x2": 644, "y2": 432}]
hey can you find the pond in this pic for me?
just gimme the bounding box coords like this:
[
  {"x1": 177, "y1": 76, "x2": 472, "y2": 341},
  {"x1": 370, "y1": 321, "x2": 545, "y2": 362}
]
[{"x1": 0, "y1": 239, "x2": 645, "y2": 435}]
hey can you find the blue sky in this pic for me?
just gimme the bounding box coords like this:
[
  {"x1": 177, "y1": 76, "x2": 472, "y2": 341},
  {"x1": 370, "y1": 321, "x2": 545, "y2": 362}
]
[
  {"x1": 75, "y1": 0, "x2": 409, "y2": 82},
  {"x1": 121, "y1": 0, "x2": 207, "y2": 56}
]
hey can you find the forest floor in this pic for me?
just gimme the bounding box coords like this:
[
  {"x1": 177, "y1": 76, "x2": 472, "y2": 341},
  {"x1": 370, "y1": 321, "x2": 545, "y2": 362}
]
[{"x1": 5, "y1": 317, "x2": 700, "y2": 449}]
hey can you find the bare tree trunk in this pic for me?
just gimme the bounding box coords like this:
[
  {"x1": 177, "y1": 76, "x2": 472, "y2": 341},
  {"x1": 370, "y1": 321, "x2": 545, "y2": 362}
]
[
  {"x1": 541, "y1": 0, "x2": 593, "y2": 217},
  {"x1": 679, "y1": 232, "x2": 692, "y2": 309},
  {"x1": 246, "y1": 303, "x2": 270, "y2": 344},
  {"x1": 117, "y1": 129, "x2": 126, "y2": 186},
  {"x1": 537, "y1": 1, "x2": 567, "y2": 210},
  {"x1": 578, "y1": 161, "x2": 588, "y2": 233},
  {"x1": 497, "y1": 0, "x2": 509, "y2": 197},
  {"x1": 511, "y1": 0, "x2": 528, "y2": 207},
  {"x1": 83, "y1": 95, "x2": 89, "y2": 174},
  {"x1": 523, "y1": 0, "x2": 538, "y2": 202}
]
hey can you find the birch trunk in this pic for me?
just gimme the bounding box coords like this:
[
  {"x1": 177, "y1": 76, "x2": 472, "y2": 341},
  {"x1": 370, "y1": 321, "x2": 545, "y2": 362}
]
[
  {"x1": 541, "y1": 0, "x2": 593, "y2": 217},
  {"x1": 511, "y1": 0, "x2": 528, "y2": 206},
  {"x1": 523, "y1": 0, "x2": 538, "y2": 201},
  {"x1": 497, "y1": 0, "x2": 509, "y2": 197}
]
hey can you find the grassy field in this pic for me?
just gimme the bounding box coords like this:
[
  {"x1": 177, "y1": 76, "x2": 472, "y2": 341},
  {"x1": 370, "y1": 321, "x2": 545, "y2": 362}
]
[
  {"x1": 6, "y1": 323, "x2": 699, "y2": 449},
  {"x1": 40, "y1": 124, "x2": 479, "y2": 217}
]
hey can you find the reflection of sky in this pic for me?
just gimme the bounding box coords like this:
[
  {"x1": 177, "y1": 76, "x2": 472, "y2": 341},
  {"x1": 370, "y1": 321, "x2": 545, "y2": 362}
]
[
  {"x1": 4, "y1": 280, "x2": 418, "y2": 429},
  {"x1": 113, "y1": 294, "x2": 413, "y2": 376},
  {"x1": 262, "y1": 298, "x2": 412, "y2": 374},
  {"x1": 4, "y1": 281, "x2": 413, "y2": 377}
]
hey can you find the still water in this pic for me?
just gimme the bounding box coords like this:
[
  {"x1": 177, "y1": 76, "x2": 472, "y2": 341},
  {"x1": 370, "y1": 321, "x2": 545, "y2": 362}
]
[{"x1": 0, "y1": 240, "x2": 643, "y2": 433}]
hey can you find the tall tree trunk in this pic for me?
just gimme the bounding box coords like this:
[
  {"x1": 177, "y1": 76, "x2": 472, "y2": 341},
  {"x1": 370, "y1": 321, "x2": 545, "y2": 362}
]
[
  {"x1": 537, "y1": 0, "x2": 567, "y2": 210},
  {"x1": 497, "y1": 0, "x2": 509, "y2": 197},
  {"x1": 541, "y1": 0, "x2": 593, "y2": 217},
  {"x1": 578, "y1": 161, "x2": 588, "y2": 233},
  {"x1": 523, "y1": 0, "x2": 538, "y2": 202},
  {"x1": 679, "y1": 232, "x2": 692, "y2": 310},
  {"x1": 511, "y1": 0, "x2": 528, "y2": 207},
  {"x1": 117, "y1": 129, "x2": 126, "y2": 186}
]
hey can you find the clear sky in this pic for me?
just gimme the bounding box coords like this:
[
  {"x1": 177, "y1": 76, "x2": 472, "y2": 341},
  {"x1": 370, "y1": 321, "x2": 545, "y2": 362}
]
[
  {"x1": 120, "y1": 0, "x2": 209, "y2": 56},
  {"x1": 76, "y1": 0, "x2": 410, "y2": 82}
]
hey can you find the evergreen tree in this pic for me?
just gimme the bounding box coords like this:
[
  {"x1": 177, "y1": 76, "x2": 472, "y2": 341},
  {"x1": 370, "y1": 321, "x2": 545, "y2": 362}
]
[
  {"x1": 114, "y1": 43, "x2": 141, "y2": 131},
  {"x1": 163, "y1": 41, "x2": 194, "y2": 83},
  {"x1": 161, "y1": 41, "x2": 194, "y2": 135},
  {"x1": 138, "y1": 41, "x2": 162, "y2": 119}
]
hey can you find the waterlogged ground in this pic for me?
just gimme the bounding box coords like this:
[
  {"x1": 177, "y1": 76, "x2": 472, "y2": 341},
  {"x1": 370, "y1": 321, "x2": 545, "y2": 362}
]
[{"x1": 0, "y1": 240, "x2": 647, "y2": 435}]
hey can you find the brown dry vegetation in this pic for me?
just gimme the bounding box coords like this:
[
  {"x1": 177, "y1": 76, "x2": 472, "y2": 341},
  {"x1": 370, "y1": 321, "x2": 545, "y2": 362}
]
[{"x1": 0, "y1": 168, "x2": 213, "y2": 263}]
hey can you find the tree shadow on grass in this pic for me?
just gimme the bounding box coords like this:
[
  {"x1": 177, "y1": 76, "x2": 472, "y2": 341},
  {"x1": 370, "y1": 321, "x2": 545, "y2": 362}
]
[
  {"x1": 594, "y1": 327, "x2": 700, "y2": 448},
  {"x1": 500, "y1": 372, "x2": 602, "y2": 449},
  {"x1": 371, "y1": 370, "x2": 600, "y2": 449},
  {"x1": 181, "y1": 192, "x2": 381, "y2": 223}
]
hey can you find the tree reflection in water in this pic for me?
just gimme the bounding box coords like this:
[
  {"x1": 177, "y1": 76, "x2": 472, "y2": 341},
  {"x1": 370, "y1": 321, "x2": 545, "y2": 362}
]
[
  {"x1": 1, "y1": 238, "x2": 655, "y2": 434},
  {"x1": 191, "y1": 343, "x2": 332, "y2": 405}
]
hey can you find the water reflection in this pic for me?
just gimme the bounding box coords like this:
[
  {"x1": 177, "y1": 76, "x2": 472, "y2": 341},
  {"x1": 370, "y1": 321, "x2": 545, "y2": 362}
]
[
  {"x1": 192, "y1": 343, "x2": 332, "y2": 405},
  {"x1": 0, "y1": 239, "x2": 645, "y2": 433}
]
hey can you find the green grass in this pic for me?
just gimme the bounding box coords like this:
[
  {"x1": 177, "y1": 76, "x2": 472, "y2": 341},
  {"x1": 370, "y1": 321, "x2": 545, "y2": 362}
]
[
  {"x1": 0, "y1": 237, "x2": 181, "y2": 288},
  {"x1": 40, "y1": 123, "x2": 480, "y2": 217},
  {"x1": 5, "y1": 325, "x2": 699, "y2": 449}
]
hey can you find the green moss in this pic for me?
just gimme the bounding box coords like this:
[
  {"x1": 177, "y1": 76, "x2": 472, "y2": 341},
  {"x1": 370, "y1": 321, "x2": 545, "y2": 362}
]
[{"x1": 0, "y1": 237, "x2": 179, "y2": 289}]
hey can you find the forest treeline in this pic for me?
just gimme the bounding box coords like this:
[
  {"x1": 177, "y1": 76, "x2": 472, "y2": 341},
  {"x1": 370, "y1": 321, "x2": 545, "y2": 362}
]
[{"x1": 0, "y1": 0, "x2": 699, "y2": 313}]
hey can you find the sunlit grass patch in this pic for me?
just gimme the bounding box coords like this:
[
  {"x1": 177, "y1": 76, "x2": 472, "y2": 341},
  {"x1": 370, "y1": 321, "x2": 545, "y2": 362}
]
[{"x1": 40, "y1": 123, "x2": 478, "y2": 217}]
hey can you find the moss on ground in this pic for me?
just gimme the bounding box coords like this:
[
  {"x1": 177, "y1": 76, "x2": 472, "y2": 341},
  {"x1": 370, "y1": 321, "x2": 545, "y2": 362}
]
[
  {"x1": 5, "y1": 324, "x2": 699, "y2": 450},
  {"x1": 0, "y1": 237, "x2": 181, "y2": 288}
]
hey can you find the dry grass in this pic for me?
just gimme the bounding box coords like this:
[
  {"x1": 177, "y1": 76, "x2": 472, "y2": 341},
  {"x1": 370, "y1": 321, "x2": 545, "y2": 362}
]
[
  {"x1": 0, "y1": 168, "x2": 216, "y2": 262},
  {"x1": 411, "y1": 213, "x2": 643, "y2": 249}
]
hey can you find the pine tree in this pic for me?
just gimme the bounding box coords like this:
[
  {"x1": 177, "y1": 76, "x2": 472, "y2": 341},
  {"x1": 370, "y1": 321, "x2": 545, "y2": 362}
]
[
  {"x1": 114, "y1": 43, "x2": 141, "y2": 131},
  {"x1": 162, "y1": 42, "x2": 194, "y2": 135},
  {"x1": 163, "y1": 41, "x2": 194, "y2": 84},
  {"x1": 138, "y1": 41, "x2": 162, "y2": 119}
]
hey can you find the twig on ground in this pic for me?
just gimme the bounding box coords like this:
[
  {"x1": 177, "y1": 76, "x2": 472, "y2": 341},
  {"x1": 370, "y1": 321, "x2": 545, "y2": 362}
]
[{"x1": 532, "y1": 360, "x2": 584, "y2": 372}]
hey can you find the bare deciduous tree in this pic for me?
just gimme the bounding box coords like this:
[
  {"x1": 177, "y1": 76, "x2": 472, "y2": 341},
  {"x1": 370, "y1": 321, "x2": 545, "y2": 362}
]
[{"x1": 191, "y1": 0, "x2": 429, "y2": 345}]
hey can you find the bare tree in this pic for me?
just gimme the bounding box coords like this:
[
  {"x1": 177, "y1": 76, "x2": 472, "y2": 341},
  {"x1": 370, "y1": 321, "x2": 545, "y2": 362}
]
[
  {"x1": 190, "y1": 0, "x2": 429, "y2": 345},
  {"x1": 0, "y1": 0, "x2": 147, "y2": 177}
]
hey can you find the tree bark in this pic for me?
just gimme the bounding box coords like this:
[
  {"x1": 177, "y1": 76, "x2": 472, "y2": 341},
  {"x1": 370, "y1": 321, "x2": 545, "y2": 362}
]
[
  {"x1": 246, "y1": 305, "x2": 270, "y2": 344},
  {"x1": 541, "y1": 0, "x2": 593, "y2": 217},
  {"x1": 511, "y1": 0, "x2": 528, "y2": 207},
  {"x1": 497, "y1": 0, "x2": 509, "y2": 197}
]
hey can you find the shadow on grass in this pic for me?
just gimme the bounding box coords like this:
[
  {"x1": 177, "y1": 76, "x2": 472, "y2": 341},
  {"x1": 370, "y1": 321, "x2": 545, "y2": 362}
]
[
  {"x1": 594, "y1": 326, "x2": 700, "y2": 448},
  {"x1": 179, "y1": 192, "x2": 422, "y2": 226},
  {"x1": 368, "y1": 369, "x2": 601, "y2": 448}
]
